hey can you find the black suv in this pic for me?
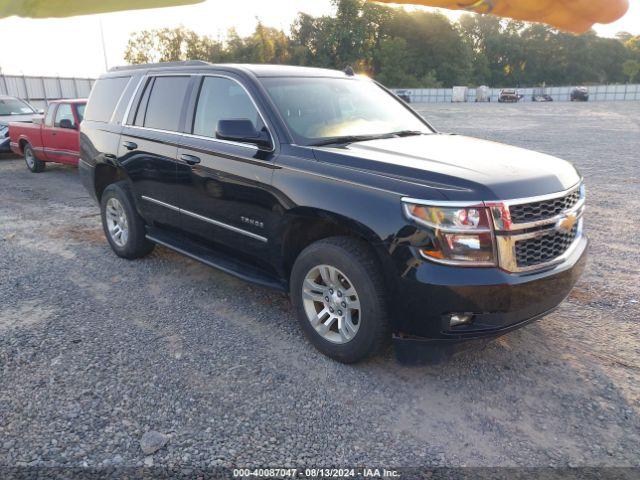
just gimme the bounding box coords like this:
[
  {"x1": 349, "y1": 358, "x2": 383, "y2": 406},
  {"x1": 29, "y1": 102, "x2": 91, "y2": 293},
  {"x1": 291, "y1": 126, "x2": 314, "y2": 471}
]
[{"x1": 79, "y1": 61, "x2": 587, "y2": 363}]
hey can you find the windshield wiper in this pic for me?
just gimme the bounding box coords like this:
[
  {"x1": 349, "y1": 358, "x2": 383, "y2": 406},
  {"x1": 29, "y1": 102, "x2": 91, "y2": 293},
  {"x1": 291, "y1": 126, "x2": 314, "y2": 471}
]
[
  {"x1": 308, "y1": 134, "x2": 395, "y2": 147},
  {"x1": 309, "y1": 130, "x2": 427, "y2": 147},
  {"x1": 389, "y1": 130, "x2": 426, "y2": 137}
]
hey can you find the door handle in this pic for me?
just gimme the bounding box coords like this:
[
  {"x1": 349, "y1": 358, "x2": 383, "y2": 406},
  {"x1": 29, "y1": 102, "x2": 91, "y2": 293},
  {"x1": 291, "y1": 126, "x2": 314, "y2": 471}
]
[
  {"x1": 180, "y1": 153, "x2": 201, "y2": 165},
  {"x1": 122, "y1": 141, "x2": 138, "y2": 151}
]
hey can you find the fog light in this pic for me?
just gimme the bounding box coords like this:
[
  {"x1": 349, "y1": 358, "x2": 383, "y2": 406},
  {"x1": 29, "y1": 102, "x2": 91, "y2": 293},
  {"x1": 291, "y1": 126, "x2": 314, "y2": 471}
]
[{"x1": 449, "y1": 314, "x2": 474, "y2": 328}]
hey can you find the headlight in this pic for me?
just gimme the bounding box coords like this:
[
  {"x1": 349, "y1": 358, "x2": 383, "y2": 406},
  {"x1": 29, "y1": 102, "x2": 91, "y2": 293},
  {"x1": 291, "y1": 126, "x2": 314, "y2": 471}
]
[{"x1": 402, "y1": 201, "x2": 496, "y2": 266}]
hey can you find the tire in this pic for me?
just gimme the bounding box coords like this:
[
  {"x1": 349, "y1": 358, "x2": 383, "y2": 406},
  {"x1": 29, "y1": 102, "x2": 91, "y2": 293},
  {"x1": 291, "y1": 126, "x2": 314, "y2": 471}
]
[
  {"x1": 24, "y1": 143, "x2": 45, "y2": 173},
  {"x1": 100, "y1": 181, "x2": 154, "y2": 259},
  {"x1": 290, "y1": 237, "x2": 390, "y2": 363}
]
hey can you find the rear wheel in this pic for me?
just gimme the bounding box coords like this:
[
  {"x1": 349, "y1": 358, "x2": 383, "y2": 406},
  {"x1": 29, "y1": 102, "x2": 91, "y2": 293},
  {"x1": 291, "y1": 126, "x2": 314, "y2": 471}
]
[
  {"x1": 100, "y1": 181, "x2": 154, "y2": 259},
  {"x1": 24, "y1": 144, "x2": 45, "y2": 173},
  {"x1": 290, "y1": 237, "x2": 390, "y2": 363}
]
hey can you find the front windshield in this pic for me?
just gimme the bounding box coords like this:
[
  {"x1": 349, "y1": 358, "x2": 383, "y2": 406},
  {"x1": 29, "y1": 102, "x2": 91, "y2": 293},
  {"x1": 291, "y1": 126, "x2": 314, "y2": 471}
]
[
  {"x1": 0, "y1": 98, "x2": 36, "y2": 116},
  {"x1": 261, "y1": 77, "x2": 432, "y2": 145}
]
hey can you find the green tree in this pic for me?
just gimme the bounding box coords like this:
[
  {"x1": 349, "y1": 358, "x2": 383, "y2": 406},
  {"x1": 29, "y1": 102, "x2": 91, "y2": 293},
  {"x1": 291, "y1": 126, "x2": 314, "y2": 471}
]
[
  {"x1": 384, "y1": 10, "x2": 471, "y2": 86},
  {"x1": 625, "y1": 36, "x2": 640, "y2": 58},
  {"x1": 622, "y1": 60, "x2": 640, "y2": 83},
  {"x1": 124, "y1": 26, "x2": 218, "y2": 64}
]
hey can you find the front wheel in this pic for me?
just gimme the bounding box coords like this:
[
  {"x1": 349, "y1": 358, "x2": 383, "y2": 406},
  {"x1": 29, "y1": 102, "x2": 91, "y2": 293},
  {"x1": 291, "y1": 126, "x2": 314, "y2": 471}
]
[
  {"x1": 100, "y1": 181, "x2": 154, "y2": 259},
  {"x1": 24, "y1": 144, "x2": 45, "y2": 173},
  {"x1": 290, "y1": 237, "x2": 390, "y2": 363}
]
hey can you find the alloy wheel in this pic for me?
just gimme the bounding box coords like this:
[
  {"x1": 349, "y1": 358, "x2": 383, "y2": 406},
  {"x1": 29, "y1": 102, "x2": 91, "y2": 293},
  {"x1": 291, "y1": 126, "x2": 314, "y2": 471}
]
[
  {"x1": 302, "y1": 265, "x2": 361, "y2": 344},
  {"x1": 105, "y1": 197, "x2": 129, "y2": 247}
]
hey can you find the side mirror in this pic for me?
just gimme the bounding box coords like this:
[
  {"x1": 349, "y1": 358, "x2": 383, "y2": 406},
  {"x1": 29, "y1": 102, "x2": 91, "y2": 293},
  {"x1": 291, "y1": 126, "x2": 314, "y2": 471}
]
[
  {"x1": 59, "y1": 118, "x2": 75, "y2": 130},
  {"x1": 38, "y1": 109, "x2": 45, "y2": 115},
  {"x1": 216, "y1": 119, "x2": 272, "y2": 150}
]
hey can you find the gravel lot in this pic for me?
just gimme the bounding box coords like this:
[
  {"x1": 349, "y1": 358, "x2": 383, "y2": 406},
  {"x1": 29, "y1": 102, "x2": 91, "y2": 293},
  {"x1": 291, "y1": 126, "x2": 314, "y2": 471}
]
[{"x1": 1, "y1": 102, "x2": 639, "y2": 472}]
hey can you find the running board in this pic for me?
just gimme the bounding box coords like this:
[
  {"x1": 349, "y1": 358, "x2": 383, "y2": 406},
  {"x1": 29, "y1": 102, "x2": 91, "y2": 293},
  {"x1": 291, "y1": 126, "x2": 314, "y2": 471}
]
[{"x1": 146, "y1": 227, "x2": 287, "y2": 292}]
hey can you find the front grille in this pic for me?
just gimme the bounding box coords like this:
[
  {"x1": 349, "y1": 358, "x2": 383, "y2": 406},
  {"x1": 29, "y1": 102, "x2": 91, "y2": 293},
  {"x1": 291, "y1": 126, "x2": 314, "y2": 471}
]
[
  {"x1": 515, "y1": 224, "x2": 578, "y2": 268},
  {"x1": 510, "y1": 189, "x2": 580, "y2": 224}
]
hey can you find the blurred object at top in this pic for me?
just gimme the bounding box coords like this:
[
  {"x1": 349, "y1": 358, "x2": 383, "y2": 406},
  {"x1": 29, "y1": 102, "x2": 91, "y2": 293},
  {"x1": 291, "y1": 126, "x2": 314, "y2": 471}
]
[
  {"x1": 0, "y1": 0, "x2": 628, "y2": 34},
  {"x1": 0, "y1": 0, "x2": 204, "y2": 18},
  {"x1": 374, "y1": 0, "x2": 629, "y2": 34}
]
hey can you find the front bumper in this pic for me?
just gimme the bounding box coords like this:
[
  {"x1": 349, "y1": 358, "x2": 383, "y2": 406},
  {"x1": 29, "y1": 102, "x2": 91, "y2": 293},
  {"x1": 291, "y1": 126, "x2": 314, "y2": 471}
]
[{"x1": 392, "y1": 234, "x2": 588, "y2": 349}]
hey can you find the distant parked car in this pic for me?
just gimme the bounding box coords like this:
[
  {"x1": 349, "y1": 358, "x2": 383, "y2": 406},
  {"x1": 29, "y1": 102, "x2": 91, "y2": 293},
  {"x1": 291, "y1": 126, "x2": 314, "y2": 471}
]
[
  {"x1": 571, "y1": 87, "x2": 589, "y2": 102},
  {"x1": 9, "y1": 99, "x2": 86, "y2": 172},
  {"x1": 498, "y1": 89, "x2": 522, "y2": 103},
  {"x1": 532, "y1": 94, "x2": 554, "y2": 102},
  {"x1": 395, "y1": 89, "x2": 411, "y2": 103},
  {"x1": 0, "y1": 95, "x2": 38, "y2": 154}
]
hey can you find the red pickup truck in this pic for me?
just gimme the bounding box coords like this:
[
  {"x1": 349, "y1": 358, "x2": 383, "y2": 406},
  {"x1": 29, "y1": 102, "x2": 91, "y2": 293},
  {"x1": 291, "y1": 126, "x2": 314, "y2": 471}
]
[{"x1": 10, "y1": 99, "x2": 86, "y2": 172}]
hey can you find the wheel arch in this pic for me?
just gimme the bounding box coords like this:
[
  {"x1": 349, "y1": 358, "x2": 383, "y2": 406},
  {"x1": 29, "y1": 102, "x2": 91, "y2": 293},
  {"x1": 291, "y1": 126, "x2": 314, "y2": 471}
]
[
  {"x1": 279, "y1": 207, "x2": 395, "y2": 284},
  {"x1": 18, "y1": 137, "x2": 31, "y2": 156},
  {"x1": 94, "y1": 161, "x2": 132, "y2": 202}
]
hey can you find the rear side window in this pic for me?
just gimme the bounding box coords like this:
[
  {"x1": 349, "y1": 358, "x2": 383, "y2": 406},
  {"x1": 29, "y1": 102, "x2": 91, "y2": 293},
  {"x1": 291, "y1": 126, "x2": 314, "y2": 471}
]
[
  {"x1": 84, "y1": 76, "x2": 130, "y2": 123},
  {"x1": 142, "y1": 76, "x2": 190, "y2": 132}
]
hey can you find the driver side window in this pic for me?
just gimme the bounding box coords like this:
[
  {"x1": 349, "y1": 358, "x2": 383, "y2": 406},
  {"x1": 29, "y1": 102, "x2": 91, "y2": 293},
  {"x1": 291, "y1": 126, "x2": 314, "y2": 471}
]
[
  {"x1": 193, "y1": 76, "x2": 265, "y2": 140},
  {"x1": 54, "y1": 104, "x2": 74, "y2": 128}
]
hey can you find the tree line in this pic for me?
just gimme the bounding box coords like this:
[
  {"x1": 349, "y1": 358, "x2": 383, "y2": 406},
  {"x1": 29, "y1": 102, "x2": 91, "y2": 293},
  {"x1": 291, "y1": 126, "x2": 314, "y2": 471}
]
[{"x1": 124, "y1": 0, "x2": 640, "y2": 87}]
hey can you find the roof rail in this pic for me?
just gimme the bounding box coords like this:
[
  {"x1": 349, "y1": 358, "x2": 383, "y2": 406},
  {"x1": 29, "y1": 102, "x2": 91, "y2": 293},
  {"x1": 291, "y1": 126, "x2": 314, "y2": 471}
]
[{"x1": 109, "y1": 60, "x2": 211, "y2": 72}]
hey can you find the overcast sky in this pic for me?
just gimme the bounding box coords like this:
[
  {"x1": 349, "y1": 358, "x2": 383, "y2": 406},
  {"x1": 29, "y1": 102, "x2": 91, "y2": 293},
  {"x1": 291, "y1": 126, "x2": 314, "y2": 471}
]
[{"x1": 0, "y1": 0, "x2": 638, "y2": 78}]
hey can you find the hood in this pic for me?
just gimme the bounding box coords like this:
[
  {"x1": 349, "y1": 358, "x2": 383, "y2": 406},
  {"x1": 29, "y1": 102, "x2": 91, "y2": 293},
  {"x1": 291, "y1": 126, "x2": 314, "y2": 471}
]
[
  {"x1": 312, "y1": 133, "x2": 581, "y2": 201},
  {"x1": 0, "y1": 114, "x2": 36, "y2": 126}
]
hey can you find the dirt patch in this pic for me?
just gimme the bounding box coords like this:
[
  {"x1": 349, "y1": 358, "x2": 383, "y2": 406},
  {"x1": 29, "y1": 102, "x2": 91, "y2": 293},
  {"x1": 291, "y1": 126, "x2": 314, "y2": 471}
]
[
  {"x1": 0, "y1": 300, "x2": 55, "y2": 332},
  {"x1": 46, "y1": 225, "x2": 105, "y2": 245}
]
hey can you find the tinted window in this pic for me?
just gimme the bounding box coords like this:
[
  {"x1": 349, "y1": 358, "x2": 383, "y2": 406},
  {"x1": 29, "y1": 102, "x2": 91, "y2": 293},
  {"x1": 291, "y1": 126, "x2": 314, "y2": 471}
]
[
  {"x1": 44, "y1": 105, "x2": 56, "y2": 126},
  {"x1": 143, "y1": 76, "x2": 190, "y2": 132},
  {"x1": 84, "y1": 76, "x2": 130, "y2": 123},
  {"x1": 193, "y1": 76, "x2": 264, "y2": 138},
  {"x1": 54, "y1": 104, "x2": 75, "y2": 127}
]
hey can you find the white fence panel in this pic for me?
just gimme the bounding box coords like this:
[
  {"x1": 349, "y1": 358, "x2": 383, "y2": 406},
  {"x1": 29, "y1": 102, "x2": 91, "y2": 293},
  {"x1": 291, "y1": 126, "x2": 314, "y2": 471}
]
[
  {"x1": 43, "y1": 78, "x2": 62, "y2": 99},
  {"x1": 0, "y1": 74, "x2": 95, "y2": 105}
]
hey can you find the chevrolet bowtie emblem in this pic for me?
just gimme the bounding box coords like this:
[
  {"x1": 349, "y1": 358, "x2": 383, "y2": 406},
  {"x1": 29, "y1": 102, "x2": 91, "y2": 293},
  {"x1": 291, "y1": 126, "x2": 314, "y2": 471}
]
[{"x1": 556, "y1": 213, "x2": 577, "y2": 234}]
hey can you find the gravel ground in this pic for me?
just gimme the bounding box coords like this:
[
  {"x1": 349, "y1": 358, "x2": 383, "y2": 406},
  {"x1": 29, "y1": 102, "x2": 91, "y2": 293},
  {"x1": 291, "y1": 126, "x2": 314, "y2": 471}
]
[{"x1": 0, "y1": 102, "x2": 638, "y2": 472}]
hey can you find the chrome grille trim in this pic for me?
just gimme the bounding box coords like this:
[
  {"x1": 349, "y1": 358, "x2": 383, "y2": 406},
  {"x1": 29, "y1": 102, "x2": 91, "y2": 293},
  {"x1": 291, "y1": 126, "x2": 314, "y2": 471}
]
[
  {"x1": 496, "y1": 218, "x2": 584, "y2": 273},
  {"x1": 492, "y1": 182, "x2": 586, "y2": 273}
]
